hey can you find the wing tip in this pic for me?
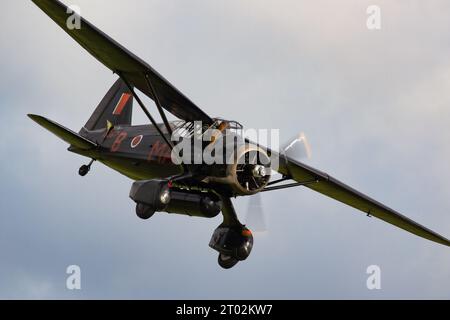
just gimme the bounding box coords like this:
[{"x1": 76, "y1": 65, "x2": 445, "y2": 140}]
[
  {"x1": 28, "y1": 113, "x2": 40, "y2": 120},
  {"x1": 27, "y1": 114, "x2": 46, "y2": 123}
]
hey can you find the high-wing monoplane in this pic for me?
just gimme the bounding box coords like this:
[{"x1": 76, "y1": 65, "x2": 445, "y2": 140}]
[{"x1": 29, "y1": 0, "x2": 449, "y2": 269}]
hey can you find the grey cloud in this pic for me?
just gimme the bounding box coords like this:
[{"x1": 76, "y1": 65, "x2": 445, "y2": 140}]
[{"x1": 0, "y1": 0, "x2": 449, "y2": 299}]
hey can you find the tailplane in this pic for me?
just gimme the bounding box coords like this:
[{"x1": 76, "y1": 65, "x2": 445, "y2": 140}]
[{"x1": 28, "y1": 114, "x2": 96, "y2": 150}]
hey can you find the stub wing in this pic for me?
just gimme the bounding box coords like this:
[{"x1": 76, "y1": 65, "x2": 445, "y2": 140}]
[{"x1": 32, "y1": 0, "x2": 213, "y2": 124}]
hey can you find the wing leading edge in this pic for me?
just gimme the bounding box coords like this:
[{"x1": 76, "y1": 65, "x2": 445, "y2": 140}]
[
  {"x1": 273, "y1": 154, "x2": 450, "y2": 247},
  {"x1": 32, "y1": 0, "x2": 213, "y2": 124}
]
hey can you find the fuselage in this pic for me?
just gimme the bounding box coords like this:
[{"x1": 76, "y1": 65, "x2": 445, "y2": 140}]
[
  {"x1": 73, "y1": 123, "x2": 183, "y2": 181},
  {"x1": 72, "y1": 121, "x2": 270, "y2": 197}
]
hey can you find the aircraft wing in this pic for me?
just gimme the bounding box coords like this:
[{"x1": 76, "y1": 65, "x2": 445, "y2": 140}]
[
  {"x1": 32, "y1": 0, "x2": 213, "y2": 124},
  {"x1": 272, "y1": 153, "x2": 450, "y2": 247}
]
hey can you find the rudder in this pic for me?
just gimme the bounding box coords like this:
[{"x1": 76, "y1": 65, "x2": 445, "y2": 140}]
[{"x1": 83, "y1": 78, "x2": 133, "y2": 131}]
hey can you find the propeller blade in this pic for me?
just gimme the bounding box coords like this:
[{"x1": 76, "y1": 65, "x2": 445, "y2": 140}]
[
  {"x1": 245, "y1": 131, "x2": 313, "y2": 233},
  {"x1": 282, "y1": 132, "x2": 312, "y2": 160},
  {"x1": 245, "y1": 193, "x2": 267, "y2": 233}
]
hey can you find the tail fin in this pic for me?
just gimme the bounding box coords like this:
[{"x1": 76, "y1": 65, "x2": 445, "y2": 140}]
[{"x1": 83, "y1": 78, "x2": 133, "y2": 131}]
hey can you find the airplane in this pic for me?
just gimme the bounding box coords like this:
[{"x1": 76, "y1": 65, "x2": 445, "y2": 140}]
[{"x1": 29, "y1": 0, "x2": 449, "y2": 269}]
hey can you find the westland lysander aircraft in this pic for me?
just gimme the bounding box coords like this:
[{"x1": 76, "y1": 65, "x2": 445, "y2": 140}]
[{"x1": 30, "y1": 0, "x2": 449, "y2": 269}]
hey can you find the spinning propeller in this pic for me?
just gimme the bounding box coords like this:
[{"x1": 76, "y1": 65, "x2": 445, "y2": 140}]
[{"x1": 245, "y1": 132, "x2": 312, "y2": 232}]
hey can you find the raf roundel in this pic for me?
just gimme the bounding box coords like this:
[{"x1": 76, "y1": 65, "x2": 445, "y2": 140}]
[{"x1": 130, "y1": 135, "x2": 143, "y2": 148}]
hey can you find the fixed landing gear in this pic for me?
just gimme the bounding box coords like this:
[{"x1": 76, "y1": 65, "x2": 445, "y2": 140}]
[
  {"x1": 209, "y1": 196, "x2": 254, "y2": 269},
  {"x1": 79, "y1": 159, "x2": 95, "y2": 177},
  {"x1": 129, "y1": 181, "x2": 253, "y2": 268},
  {"x1": 210, "y1": 225, "x2": 254, "y2": 269}
]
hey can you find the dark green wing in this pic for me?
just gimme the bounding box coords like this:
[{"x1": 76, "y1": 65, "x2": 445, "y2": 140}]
[
  {"x1": 271, "y1": 152, "x2": 450, "y2": 247},
  {"x1": 32, "y1": 0, "x2": 213, "y2": 124},
  {"x1": 28, "y1": 114, "x2": 96, "y2": 150}
]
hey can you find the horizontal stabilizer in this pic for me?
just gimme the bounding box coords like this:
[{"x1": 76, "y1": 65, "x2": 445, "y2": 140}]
[{"x1": 28, "y1": 114, "x2": 96, "y2": 150}]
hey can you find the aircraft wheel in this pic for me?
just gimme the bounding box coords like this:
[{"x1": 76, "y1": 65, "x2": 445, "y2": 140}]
[
  {"x1": 218, "y1": 253, "x2": 239, "y2": 269},
  {"x1": 136, "y1": 203, "x2": 155, "y2": 220},
  {"x1": 78, "y1": 165, "x2": 90, "y2": 177}
]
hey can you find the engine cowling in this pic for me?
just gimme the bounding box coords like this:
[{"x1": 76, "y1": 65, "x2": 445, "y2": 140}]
[
  {"x1": 229, "y1": 144, "x2": 271, "y2": 195},
  {"x1": 206, "y1": 144, "x2": 271, "y2": 196}
]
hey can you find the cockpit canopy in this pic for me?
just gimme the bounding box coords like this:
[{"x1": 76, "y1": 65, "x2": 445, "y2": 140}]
[{"x1": 171, "y1": 118, "x2": 243, "y2": 138}]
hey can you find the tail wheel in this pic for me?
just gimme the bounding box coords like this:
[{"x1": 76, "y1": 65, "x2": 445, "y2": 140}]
[
  {"x1": 78, "y1": 165, "x2": 90, "y2": 177},
  {"x1": 136, "y1": 203, "x2": 155, "y2": 220},
  {"x1": 218, "y1": 253, "x2": 239, "y2": 269}
]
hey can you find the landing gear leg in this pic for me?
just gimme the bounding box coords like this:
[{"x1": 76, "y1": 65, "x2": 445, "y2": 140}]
[
  {"x1": 79, "y1": 159, "x2": 95, "y2": 177},
  {"x1": 209, "y1": 196, "x2": 254, "y2": 269},
  {"x1": 220, "y1": 196, "x2": 242, "y2": 228}
]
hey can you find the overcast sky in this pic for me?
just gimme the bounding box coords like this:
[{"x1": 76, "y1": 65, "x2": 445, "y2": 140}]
[{"x1": 1, "y1": 0, "x2": 450, "y2": 299}]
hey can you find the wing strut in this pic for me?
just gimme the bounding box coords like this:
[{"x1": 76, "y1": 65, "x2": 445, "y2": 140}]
[
  {"x1": 119, "y1": 73, "x2": 174, "y2": 151},
  {"x1": 145, "y1": 74, "x2": 173, "y2": 136},
  {"x1": 262, "y1": 178, "x2": 319, "y2": 192}
]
